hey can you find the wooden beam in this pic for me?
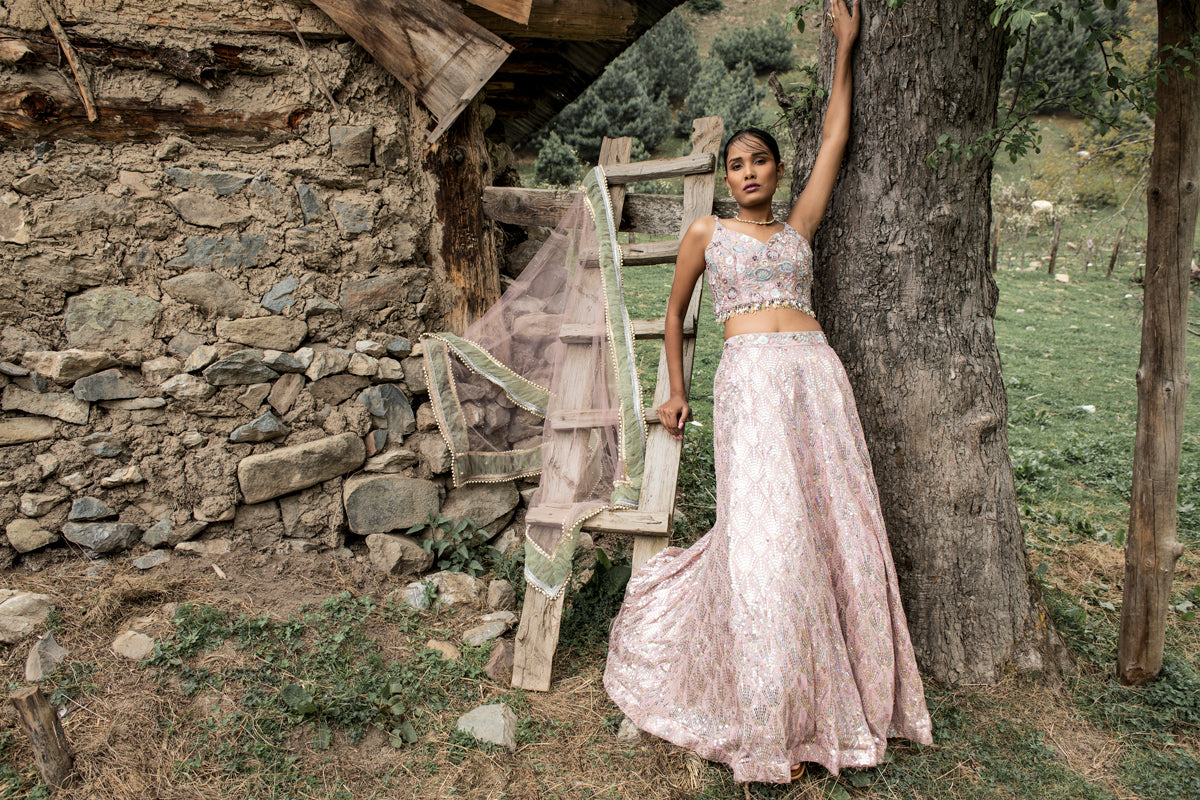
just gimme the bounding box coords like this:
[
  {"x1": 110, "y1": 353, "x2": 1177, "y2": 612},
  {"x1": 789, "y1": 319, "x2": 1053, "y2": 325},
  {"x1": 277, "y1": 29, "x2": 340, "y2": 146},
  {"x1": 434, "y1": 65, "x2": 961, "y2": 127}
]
[
  {"x1": 558, "y1": 316, "x2": 694, "y2": 344},
  {"x1": 525, "y1": 505, "x2": 672, "y2": 535},
  {"x1": 308, "y1": 0, "x2": 511, "y2": 142},
  {"x1": 466, "y1": 0, "x2": 532, "y2": 24},
  {"x1": 9, "y1": 687, "x2": 72, "y2": 788},
  {"x1": 603, "y1": 152, "x2": 715, "y2": 183},
  {"x1": 483, "y1": 187, "x2": 787, "y2": 234},
  {"x1": 0, "y1": 88, "x2": 312, "y2": 145},
  {"x1": 38, "y1": 0, "x2": 97, "y2": 122},
  {"x1": 621, "y1": 238, "x2": 678, "y2": 265},
  {"x1": 455, "y1": 0, "x2": 638, "y2": 41}
]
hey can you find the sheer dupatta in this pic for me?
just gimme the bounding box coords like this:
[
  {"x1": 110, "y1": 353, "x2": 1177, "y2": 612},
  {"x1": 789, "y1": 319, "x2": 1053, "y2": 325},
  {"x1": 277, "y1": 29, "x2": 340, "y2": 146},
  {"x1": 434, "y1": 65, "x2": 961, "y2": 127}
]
[{"x1": 423, "y1": 167, "x2": 644, "y2": 599}]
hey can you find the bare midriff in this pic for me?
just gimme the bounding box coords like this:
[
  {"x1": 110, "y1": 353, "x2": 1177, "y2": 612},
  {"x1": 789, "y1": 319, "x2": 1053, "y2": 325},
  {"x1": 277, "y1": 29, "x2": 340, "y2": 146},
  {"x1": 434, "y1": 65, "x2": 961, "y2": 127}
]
[{"x1": 722, "y1": 306, "x2": 822, "y2": 339}]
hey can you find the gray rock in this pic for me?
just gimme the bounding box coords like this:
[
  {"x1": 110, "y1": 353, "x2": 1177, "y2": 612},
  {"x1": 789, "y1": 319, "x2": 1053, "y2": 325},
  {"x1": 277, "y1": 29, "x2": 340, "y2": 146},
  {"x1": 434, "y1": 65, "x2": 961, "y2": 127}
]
[
  {"x1": 22, "y1": 349, "x2": 117, "y2": 382},
  {"x1": 0, "y1": 417, "x2": 55, "y2": 445},
  {"x1": 364, "y1": 449, "x2": 418, "y2": 473},
  {"x1": 358, "y1": 384, "x2": 416, "y2": 437},
  {"x1": 73, "y1": 368, "x2": 140, "y2": 402},
  {"x1": 141, "y1": 356, "x2": 181, "y2": 383},
  {"x1": 180, "y1": 431, "x2": 206, "y2": 448},
  {"x1": 262, "y1": 350, "x2": 305, "y2": 373},
  {"x1": 132, "y1": 550, "x2": 170, "y2": 570},
  {"x1": 428, "y1": 571, "x2": 484, "y2": 608},
  {"x1": 261, "y1": 276, "x2": 299, "y2": 314},
  {"x1": 229, "y1": 411, "x2": 289, "y2": 443},
  {"x1": 204, "y1": 350, "x2": 279, "y2": 386},
  {"x1": 340, "y1": 275, "x2": 406, "y2": 312},
  {"x1": 462, "y1": 618, "x2": 511, "y2": 647},
  {"x1": 416, "y1": 403, "x2": 438, "y2": 431},
  {"x1": 168, "y1": 235, "x2": 268, "y2": 270},
  {"x1": 310, "y1": 374, "x2": 369, "y2": 405},
  {"x1": 386, "y1": 338, "x2": 413, "y2": 358},
  {"x1": 164, "y1": 167, "x2": 252, "y2": 196},
  {"x1": 365, "y1": 429, "x2": 388, "y2": 457},
  {"x1": 342, "y1": 474, "x2": 440, "y2": 535},
  {"x1": 13, "y1": 168, "x2": 55, "y2": 196},
  {"x1": 168, "y1": 191, "x2": 251, "y2": 228},
  {"x1": 237, "y1": 382, "x2": 271, "y2": 410},
  {"x1": 304, "y1": 298, "x2": 339, "y2": 317},
  {"x1": 0, "y1": 361, "x2": 27, "y2": 377},
  {"x1": 62, "y1": 521, "x2": 141, "y2": 554},
  {"x1": 296, "y1": 183, "x2": 323, "y2": 223},
  {"x1": 57, "y1": 471, "x2": 90, "y2": 492},
  {"x1": 5, "y1": 519, "x2": 57, "y2": 553},
  {"x1": 268, "y1": 372, "x2": 305, "y2": 415},
  {"x1": 175, "y1": 538, "x2": 231, "y2": 556},
  {"x1": 83, "y1": 432, "x2": 123, "y2": 457},
  {"x1": 237, "y1": 432, "x2": 365, "y2": 504},
  {"x1": 330, "y1": 125, "x2": 373, "y2": 166},
  {"x1": 0, "y1": 591, "x2": 53, "y2": 644},
  {"x1": 401, "y1": 581, "x2": 434, "y2": 611},
  {"x1": 216, "y1": 317, "x2": 307, "y2": 352},
  {"x1": 487, "y1": 580, "x2": 516, "y2": 611},
  {"x1": 99, "y1": 397, "x2": 165, "y2": 411},
  {"x1": 25, "y1": 632, "x2": 68, "y2": 681},
  {"x1": 3, "y1": 385, "x2": 89, "y2": 424},
  {"x1": 418, "y1": 434, "x2": 452, "y2": 475},
  {"x1": 182, "y1": 344, "x2": 220, "y2": 373},
  {"x1": 162, "y1": 271, "x2": 246, "y2": 318},
  {"x1": 293, "y1": 347, "x2": 315, "y2": 369},
  {"x1": 355, "y1": 340, "x2": 386, "y2": 357},
  {"x1": 402, "y1": 357, "x2": 427, "y2": 393},
  {"x1": 441, "y1": 482, "x2": 519, "y2": 536},
  {"x1": 365, "y1": 533, "x2": 434, "y2": 574},
  {"x1": 34, "y1": 195, "x2": 134, "y2": 236},
  {"x1": 167, "y1": 330, "x2": 204, "y2": 357},
  {"x1": 484, "y1": 639, "x2": 514, "y2": 683},
  {"x1": 426, "y1": 639, "x2": 460, "y2": 661},
  {"x1": 305, "y1": 349, "x2": 351, "y2": 381},
  {"x1": 616, "y1": 717, "x2": 641, "y2": 742},
  {"x1": 19, "y1": 491, "x2": 67, "y2": 517},
  {"x1": 68, "y1": 497, "x2": 115, "y2": 521},
  {"x1": 64, "y1": 288, "x2": 161, "y2": 351},
  {"x1": 142, "y1": 518, "x2": 206, "y2": 549},
  {"x1": 161, "y1": 373, "x2": 217, "y2": 401},
  {"x1": 35, "y1": 453, "x2": 57, "y2": 478},
  {"x1": 376, "y1": 357, "x2": 404, "y2": 382},
  {"x1": 455, "y1": 704, "x2": 517, "y2": 751},
  {"x1": 112, "y1": 630, "x2": 154, "y2": 660}
]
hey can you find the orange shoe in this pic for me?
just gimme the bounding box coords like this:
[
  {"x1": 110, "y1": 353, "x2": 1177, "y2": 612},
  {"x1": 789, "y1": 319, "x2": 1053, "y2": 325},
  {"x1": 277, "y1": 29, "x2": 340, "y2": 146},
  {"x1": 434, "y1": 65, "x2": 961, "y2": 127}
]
[{"x1": 790, "y1": 763, "x2": 806, "y2": 781}]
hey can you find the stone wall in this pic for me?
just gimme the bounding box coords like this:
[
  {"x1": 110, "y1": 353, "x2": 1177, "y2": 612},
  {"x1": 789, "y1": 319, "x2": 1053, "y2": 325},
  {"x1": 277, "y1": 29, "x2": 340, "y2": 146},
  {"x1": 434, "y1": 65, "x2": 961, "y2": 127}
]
[{"x1": 0, "y1": 1, "x2": 523, "y2": 572}]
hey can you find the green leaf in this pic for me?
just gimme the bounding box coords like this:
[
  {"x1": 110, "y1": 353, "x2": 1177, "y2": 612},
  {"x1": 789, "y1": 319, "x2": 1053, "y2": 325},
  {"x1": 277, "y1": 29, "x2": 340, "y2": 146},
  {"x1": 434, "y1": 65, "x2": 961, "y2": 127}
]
[
  {"x1": 848, "y1": 771, "x2": 873, "y2": 788},
  {"x1": 280, "y1": 683, "x2": 319, "y2": 714},
  {"x1": 313, "y1": 720, "x2": 332, "y2": 750},
  {"x1": 399, "y1": 721, "x2": 418, "y2": 743}
]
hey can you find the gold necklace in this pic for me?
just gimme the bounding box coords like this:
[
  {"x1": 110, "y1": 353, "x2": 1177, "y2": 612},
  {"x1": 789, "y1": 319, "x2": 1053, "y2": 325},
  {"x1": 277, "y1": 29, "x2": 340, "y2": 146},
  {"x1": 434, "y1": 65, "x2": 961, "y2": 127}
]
[{"x1": 733, "y1": 214, "x2": 776, "y2": 226}]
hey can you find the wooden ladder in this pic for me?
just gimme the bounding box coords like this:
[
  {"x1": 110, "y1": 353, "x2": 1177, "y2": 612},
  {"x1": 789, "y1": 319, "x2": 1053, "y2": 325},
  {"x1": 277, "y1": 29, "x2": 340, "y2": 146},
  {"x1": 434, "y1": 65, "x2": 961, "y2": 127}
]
[{"x1": 491, "y1": 117, "x2": 723, "y2": 691}]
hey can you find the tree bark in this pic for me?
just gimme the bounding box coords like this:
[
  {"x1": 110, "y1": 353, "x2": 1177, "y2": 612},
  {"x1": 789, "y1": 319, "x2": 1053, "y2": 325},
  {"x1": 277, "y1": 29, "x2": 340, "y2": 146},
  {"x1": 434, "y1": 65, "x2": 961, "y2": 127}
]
[
  {"x1": 1118, "y1": 0, "x2": 1199, "y2": 686},
  {"x1": 784, "y1": 0, "x2": 1069, "y2": 684},
  {"x1": 433, "y1": 98, "x2": 502, "y2": 334}
]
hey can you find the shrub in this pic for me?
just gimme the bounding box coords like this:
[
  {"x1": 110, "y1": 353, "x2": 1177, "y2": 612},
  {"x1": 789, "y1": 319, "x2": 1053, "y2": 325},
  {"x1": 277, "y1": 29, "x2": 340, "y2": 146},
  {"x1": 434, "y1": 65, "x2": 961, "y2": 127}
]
[
  {"x1": 534, "y1": 131, "x2": 583, "y2": 187},
  {"x1": 550, "y1": 55, "x2": 673, "y2": 162},
  {"x1": 711, "y1": 22, "x2": 794, "y2": 74},
  {"x1": 628, "y1": 10, "x2": 701, "y2": 103},
  {"x1": 684, "y1": 58, "x2": 765, "y2": 136},
  {"x1": 687, "y1": 0, "x2": 723, "y2": 14}
]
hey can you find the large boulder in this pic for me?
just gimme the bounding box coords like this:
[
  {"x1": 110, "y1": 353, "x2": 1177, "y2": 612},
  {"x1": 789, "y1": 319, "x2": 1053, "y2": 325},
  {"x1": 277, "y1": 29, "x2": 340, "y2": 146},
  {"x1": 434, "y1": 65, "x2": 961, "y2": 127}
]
[{"x1": 342, "y1": 475, "x2": 439, "y2": 535}]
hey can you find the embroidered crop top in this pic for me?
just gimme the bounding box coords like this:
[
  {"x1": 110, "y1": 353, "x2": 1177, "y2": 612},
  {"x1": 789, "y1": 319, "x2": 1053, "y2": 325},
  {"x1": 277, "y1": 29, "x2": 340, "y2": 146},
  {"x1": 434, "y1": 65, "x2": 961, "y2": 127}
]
[{"x1": 704, "y1": 216, "x2": 814, "y2": 323}]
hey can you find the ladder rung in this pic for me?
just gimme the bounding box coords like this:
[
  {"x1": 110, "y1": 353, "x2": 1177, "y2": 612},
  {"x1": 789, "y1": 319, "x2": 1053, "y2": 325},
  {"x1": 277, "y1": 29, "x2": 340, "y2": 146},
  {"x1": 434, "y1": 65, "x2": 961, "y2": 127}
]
[
  {"x1": 558, "y1": 317, "x2": 695, "y2": 344},
  {"x1": 621, "y1": 239, "x2": 679, "y2": 265},
  {"x1": 526, "y1": 505, "x2": 671, "y2": 535},
  {"x1": 603, "y1": 153, "x2": 715, "y2": 184},
  {"x1": 549, "y1": 407, "x2": 662, "y2": 430}
]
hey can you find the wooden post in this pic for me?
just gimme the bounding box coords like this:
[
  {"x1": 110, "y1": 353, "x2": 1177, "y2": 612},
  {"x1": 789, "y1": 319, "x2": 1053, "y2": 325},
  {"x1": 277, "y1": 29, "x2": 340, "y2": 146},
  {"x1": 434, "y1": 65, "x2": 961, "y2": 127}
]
[
  {"x1": 1118, "y1": 0, "x2": 1199, "y2": 686},
  {"x1": 9, "y1": 686, "x2": 72, "y2": 788},
  {"x1": 1047, "y1": 218, "x2": 1061, "y2": 275},
  {"x1": 990, "y1": 215, "x2": 1000, "y2": 273},
  {"x1": 1107, "y1": 225, "x2": 1126, "y2": 278}
]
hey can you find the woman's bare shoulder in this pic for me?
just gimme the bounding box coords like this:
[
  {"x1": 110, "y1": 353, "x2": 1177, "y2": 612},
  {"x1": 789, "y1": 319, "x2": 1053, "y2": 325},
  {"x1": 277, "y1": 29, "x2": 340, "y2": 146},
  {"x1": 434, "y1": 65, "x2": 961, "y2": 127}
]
[{"x1": 682, "y1": 215, "x2": 718, "y2": 246}]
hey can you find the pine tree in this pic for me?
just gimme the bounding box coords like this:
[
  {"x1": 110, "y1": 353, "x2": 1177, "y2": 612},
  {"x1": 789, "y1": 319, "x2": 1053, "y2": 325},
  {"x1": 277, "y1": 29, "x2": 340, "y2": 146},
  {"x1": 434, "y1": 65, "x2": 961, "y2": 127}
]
[
  {"x1": 550, "y1": 56, "x2": 673, "y2": 162},
  {"x1": 534, "y1": 131, "x2": 584, "y2": 187},
  {"x1": 711, "y1": 23, "x2": 794, "y2": 75},
  {"x1": 684, "y1": 58, "x2": 765, "y2": 135}
]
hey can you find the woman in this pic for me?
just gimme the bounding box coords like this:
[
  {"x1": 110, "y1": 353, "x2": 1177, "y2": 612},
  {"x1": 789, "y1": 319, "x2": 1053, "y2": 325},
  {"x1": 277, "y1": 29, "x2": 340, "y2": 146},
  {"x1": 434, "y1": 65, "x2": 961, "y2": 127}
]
[{"x1": 603, "y1": 0, "x2": 933, "y2": 784}]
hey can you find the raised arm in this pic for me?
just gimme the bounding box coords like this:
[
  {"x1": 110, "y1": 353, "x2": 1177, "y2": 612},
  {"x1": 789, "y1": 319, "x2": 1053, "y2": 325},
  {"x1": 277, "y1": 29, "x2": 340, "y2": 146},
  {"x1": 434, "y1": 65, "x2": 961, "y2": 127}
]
[
  {"x1": 656, "y1": 215, "x2": 714, "y2": 440},
  {"x1": 788, "y1": 0, "x2": 860, "y2": 242}
]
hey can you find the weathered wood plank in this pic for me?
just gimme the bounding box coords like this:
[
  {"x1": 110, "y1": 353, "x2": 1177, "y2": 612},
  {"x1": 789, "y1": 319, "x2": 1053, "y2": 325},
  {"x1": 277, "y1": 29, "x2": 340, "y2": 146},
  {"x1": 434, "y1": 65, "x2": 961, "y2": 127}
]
[
  {"x1": 603, "y1": 152, "x2": 715, "y2": 183},
  {"x1": 50, "y1": 2, "x2": 344, "y2": 37},
  {"x1": 525, "y1": 505, "x2": 671, "y2": 534},
  {"x1": 483, "y1": 186, "x2": 786, "y2": 234},
  {"x1": 466, "y1": 0, "x2": 532, "y2": 24},
  {"x1": 308, "y1": 0, "x2": 511, "y2": 141},
  {"x1": 0, "y1": 88, "x2": 312, "y2": 144},
  {"x1": 511, "y1": 589, "x2": 563, "y2": 692},
  {"x1": 621, "y1": 238, "x2": 678, "y2": 265},
  {"x1": 558, "y1": 316, "x2": 695, "y2": 344}
]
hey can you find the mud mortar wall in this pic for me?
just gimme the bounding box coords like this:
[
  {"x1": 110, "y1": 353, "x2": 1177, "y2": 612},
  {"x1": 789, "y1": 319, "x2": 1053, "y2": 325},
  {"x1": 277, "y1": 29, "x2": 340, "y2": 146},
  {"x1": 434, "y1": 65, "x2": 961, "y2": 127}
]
[{"x1": 0, "y1": 0, "x2": 525, "y2": 572}]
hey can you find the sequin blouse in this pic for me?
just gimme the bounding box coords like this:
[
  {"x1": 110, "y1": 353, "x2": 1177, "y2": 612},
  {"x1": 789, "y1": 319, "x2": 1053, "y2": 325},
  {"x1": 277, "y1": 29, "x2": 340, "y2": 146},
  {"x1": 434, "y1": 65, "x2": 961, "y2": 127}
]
[{"x1": 704, "y1": 216, "x2": 815, "y2": 323}]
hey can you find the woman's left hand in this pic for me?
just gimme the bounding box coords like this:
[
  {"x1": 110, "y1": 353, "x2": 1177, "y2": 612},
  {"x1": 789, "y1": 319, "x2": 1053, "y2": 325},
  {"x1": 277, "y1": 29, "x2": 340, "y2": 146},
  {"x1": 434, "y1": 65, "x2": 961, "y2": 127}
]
[{"x1": 829, "y1": 0, "x2": 860, "y2": 48}]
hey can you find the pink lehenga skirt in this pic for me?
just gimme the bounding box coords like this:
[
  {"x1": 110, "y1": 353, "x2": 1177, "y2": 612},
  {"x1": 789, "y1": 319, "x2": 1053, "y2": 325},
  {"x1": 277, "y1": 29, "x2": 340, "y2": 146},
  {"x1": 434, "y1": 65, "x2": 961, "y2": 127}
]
[{"x1": 603, "y1": 331, "x2": 933, "y2": 784}]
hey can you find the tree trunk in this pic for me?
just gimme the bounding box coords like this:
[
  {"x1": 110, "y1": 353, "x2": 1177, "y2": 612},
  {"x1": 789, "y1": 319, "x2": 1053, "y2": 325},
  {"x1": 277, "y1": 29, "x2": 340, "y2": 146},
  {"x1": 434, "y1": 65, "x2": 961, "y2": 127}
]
[
  {"x1": 784, "y1": 0, "x2": 1069, "y2": 684},
  {"x1": 1118, "y1": 0, "x2": 1199, "y2": 686}
]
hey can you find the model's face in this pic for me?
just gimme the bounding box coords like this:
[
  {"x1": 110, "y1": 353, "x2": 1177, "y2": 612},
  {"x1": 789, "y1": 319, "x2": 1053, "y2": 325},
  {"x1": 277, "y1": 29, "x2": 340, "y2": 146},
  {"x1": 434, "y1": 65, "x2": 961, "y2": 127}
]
[{"x1": 723, "y1": 137, "x2": 782, "y2": 206}]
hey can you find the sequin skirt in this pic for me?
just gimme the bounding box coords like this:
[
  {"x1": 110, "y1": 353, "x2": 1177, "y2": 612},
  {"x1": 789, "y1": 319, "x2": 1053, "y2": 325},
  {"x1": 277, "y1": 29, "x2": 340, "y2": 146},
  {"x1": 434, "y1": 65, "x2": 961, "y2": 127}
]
[{"x1": 603, "y1": 331, "x2": 933, "y2": 783}]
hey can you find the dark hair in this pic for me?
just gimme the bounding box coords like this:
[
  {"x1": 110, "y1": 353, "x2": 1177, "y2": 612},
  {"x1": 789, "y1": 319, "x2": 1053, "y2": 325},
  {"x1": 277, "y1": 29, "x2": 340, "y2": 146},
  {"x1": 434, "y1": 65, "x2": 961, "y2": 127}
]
[{"x1": 721, "y1": 127, "x2": 782, "y2": 168}]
